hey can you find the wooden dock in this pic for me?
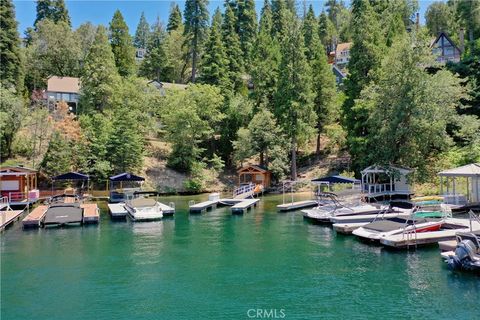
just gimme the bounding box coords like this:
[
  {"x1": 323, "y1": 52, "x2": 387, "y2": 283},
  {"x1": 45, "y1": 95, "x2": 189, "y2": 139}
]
[
  {"x1": 81, "y1": 203, "x2": 100, "y2": 224},
  {"x1": 277, "y1": 200, "x2": 317, "y2": 212},
  {"x1": 189, "y1": 200, "x2": 219, "y2": 213},
  {"x1": 0, "y1": 209, "x2": 24, "y2": 231},
  {"x1": 22, "y1": 205, "x2": 48, "y2": 228},
  {"x1": 108, "y1": 203, "x2": 127, "y2": 218},
  {"x1": 332, "y1": 222, "x2": 366, "y2": 234},
  {"x1": 231, "y1": 198, "x2": 260, "y2": 214}
]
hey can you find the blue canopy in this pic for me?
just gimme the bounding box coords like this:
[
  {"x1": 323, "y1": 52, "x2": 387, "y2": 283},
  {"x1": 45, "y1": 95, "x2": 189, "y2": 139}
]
[
  {"x1": 109, "y1": 172, "x2": 145, "y2": 182},
  {"x1": 311, "y1": 175, "x2": 360, "y2": 184},
  {"x1": 52, "y1": 172, "x2": 89, "y2": 181}
]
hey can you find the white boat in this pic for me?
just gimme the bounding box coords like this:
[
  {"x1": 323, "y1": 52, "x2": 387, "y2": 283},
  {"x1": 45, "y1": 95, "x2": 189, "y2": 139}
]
[
  {"x1": 302, "y1": 203, "x2": 387, "y2": 223},
  {"x1": 352, "y1": 216, "x2": 469, "y2": 244},
  {"x1": 125, "y1": 198, "x2": 163, "y2": 221}
]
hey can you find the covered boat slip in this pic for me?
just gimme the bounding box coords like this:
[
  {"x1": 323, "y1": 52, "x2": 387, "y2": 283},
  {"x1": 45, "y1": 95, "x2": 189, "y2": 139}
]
[
  {"x1": 361, "y1": 165, "x2": 413, "y2": 202},
  {"x1": 438, "y1": 163, "x2": 480, "y2": 212}
]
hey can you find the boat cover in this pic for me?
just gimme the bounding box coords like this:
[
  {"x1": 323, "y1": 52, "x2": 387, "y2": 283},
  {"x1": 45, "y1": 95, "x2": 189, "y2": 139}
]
[{"x1": 43, "y1": 204, "x2": 83, "y2": 225}]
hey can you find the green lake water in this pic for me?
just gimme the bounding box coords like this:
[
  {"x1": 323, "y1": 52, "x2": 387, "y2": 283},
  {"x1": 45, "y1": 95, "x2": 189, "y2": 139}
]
[{"x1": 1, "y1": 194, "x2": 479, "y2": 320}]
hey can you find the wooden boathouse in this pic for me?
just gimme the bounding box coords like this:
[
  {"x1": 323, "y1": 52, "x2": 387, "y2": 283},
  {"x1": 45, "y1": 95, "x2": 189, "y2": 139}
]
[
  {"x1": 237, "y1": 165, "x2": 271, "y2": 189},
  {"x1": 0, "y1": 166, "x2": 39, "y2": 206}
]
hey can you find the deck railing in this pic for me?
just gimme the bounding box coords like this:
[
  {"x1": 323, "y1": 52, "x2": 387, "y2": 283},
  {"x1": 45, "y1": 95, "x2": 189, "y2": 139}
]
[{"x1": 233, "y1": 183, "x2": 255, "y2": 198}]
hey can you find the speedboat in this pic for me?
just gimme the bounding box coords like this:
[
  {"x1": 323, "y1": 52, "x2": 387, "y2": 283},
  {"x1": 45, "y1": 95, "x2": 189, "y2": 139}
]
[
  {"x1": 352, "y1": 216, "x2": 445, "y2": 242},
  {"x1": 302, "y1": 203, "x2": 390, "y2": 224},
  {"x1": 125, "y1": 197, "x2": 163, "y2": 221},
  {"x1": 443, "y1": 231, "x2": 480, "y2": 272}
]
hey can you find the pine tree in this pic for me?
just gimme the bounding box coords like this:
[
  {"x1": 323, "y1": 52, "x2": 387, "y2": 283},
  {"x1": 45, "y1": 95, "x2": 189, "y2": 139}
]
[
  {"x1": 34, "y1": 0, "x2": 54, "y2": 27},
  {"x1": 0, "y1": 0, "x2": 24, "y2": 92},
  {"x1": 134, "y1": 12, "x2": 150, "y2": 49},
  {"x1": 109, "y1": 10, "x2": 136, "y2": 77},
  {"x1": 139, "y1": 17, "x2": 168, "y2": 81},
  {"x1": 271, "y1": 0, "x2": 288, "y2": 38},
  {"x1": 167, "y1": 3, "x2": 182, "y2": 32},
  {"x1": 200, "y1": 8, "x2": 229, "y2": 89},
  {"x1": 237, "y1": 0, "x2": 257, "y2": 63},
  {"x1": 318, "y1": 10, "x2": 336, "y2": 53},
  {"x1": 183, "y1": 0, "x2": 210, "y2": 82},
  {"x1": 222, "y1": 4, "x2": 243, "y2": 90},
  {"x1": 342, "y1": 0, "x2": 385, "y2": 170},
  {"x1": 80, "y1": 26, "x2": 119, "y2": 113},
  {"x1": 251, "y1": 0, "x2": 281, "y2": 108},
  {"x1": 34, "y1": 0, "x2": 70, "y2": 27},
  {"x1": 53, "y1": 0, "x2": 71, "y2": 26},
  {"x1": 302, "y1": 4, "x2": 318, "y2": 61},
  {"x1": 275, "y1": 12, "x2": 315, "y2": 180}
]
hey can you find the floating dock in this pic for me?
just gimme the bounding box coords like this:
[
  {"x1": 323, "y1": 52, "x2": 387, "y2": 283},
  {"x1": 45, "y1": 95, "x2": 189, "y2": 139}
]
[
  {"x1": 22, "y1": 205, "x2": 48, "y2": 228},
  {"x1": 189, "y1": 200, "x2": 219, "y2": 213},
  {"x1": 231, "y1": 198, "x2": 260, "y2": 214},
  {"x1": 108, "y1": 203, "x2": 127, "y2": 218},
  {"x1": 81, "y1": 203, "x2": 100, "y2": 224},
  {"x1": 332, "y1": 222, "x2": 366, "y2": 234},
  {"x1": 0, "y1": 209, "x2": 24, "y2": 231},
  {"x1": 157, "y1": 202, "x2": 175, "y2": 216},
  {"x1": 277, "y1": 200, "x2": 318, "y2": 212},
  {"x1": 189, "y1": 198, "x2": 259, "y2": 214}
]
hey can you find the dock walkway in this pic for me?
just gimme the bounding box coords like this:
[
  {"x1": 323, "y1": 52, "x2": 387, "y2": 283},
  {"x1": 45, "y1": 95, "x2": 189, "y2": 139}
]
[
  {"x1": 189, "y1": 200, "x2": 219, "y2": 213},
  {"x1": 81, "y1": 203, "x2": 100, "y2": 223},
  {"x1": 0, "y1": 209, "x2": 24, "y2": 231},
  {"x1": 108, "y1": 203, "x2": 127, "y2": 218},
  {"x1": 231, "y1": 199, "x2": 260, "y2": 214},
  {"x1": 277, "y1": 200, "x2": 317, "y2": 212},
  {"x1": 22, "y1": 205, "x2": 48, "y2": 228},
  {"x1": 157, "y1": 202, "x2": 175, "y2": 216}
]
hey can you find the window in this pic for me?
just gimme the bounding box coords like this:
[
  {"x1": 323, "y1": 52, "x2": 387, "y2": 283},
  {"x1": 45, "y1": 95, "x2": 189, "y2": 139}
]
[
  {"x1": 62, "y1": 93, "x2": 70, "y2": 101},
  {"x1": 56, "y1": 92, "x2": 61, "y2": 100}
]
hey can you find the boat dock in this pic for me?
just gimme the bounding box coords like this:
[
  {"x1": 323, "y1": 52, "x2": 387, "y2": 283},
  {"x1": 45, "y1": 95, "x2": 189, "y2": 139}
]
[
  {"x1": 108, "y1": 203, "x2": 127, "y2": 218},
  {"x1": 157, "y1": 202, "x2": 175, "y2": 216},
  {"x1": 333, "y1": 222, "x2": 366, "y2": 234},
  {"x1": 231, "y1": 198, "x2": 260, "y2": 214},
  {"x1": 0, "y1": 209, "x2": 24, "y2": 231},
  {"x1": 189, "y1": 200, "x2": 219, "y2": 213},
  {"x1": 189, "y1": 197, "x2": 259, "y2": 214},
  {"x1": 22, "y1": 205, "x2": 48, "y2": 228},
  {"x1": 81, "y1": 203, "x2": 100, "y2": 224},
  {"x1": 277, "y1": 200, "x2": 317, "y2": 212}
]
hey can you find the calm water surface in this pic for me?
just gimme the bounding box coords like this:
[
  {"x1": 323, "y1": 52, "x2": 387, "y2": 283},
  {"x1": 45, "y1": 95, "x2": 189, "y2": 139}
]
[{"x1": 1, "y1": 194, "x2": 479, "y2": 320}]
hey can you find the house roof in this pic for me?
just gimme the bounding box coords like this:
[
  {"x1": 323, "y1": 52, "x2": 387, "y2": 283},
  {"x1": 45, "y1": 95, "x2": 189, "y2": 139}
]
[
  {"x1": 429, "y1": 32, "x2": 462, "y2": 52},
  {"x1": 160, "y1": 82, "x2": 188, "y2": 90},
  {"x1": 237, "y1": 164, "x2": 269, "y2": 173},
  {"x1": 438, "y1": 163, "x2": 480, "y2": 177},
  {"x1": 109, "y1": 172, "x2": 145, "y2": 182},
  {"x1": 336, "y1": 42, "x2": 352, "y2": 53},
  {"x1": 361, "y1": 165, "x2": 411, "y2": 174},
  {"x1": 312, "y1": 175, "x2": 360, "y2": 184},
  {"x1": 52, "y1": 172, "x2": 89, "y2": 180},
  {"x1": 47, "y1": 76, "x2": 80, "y2": 93},
  {"x1": 0, "y1": 166, "x2": 37, "y2": 173}
]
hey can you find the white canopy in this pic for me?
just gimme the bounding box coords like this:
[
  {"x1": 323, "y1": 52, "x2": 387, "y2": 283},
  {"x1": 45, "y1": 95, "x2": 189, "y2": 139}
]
[
  {"x1": 438, "y1": 163, "x2": 480, "y2": 177},
  {"x1": 361, "y1": 165, "x2": 411, "y2": 175}
]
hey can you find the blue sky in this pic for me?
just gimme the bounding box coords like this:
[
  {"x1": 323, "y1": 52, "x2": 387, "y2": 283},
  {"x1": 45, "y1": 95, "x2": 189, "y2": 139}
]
[{"x1": 13, "y1": 0, "x2": 435, "y2": 35}]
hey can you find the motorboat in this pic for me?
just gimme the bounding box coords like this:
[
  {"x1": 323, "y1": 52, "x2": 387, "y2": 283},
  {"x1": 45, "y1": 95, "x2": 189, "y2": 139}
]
[
  {"x1": 125, "y1": 197, "x2": 163, "y2": 221},
  {"x1": 443, "y1": 231, "x2": 480, "y2": 272},
  {"x1": 43, "y1": 194, "x2": 84, "y2": 227},
  {"x1": 302, "y1": 202, "x2": 392, "y2": 224},
  {"x1": 352, "y1": 216, "x2": 445, "y2": 242}
]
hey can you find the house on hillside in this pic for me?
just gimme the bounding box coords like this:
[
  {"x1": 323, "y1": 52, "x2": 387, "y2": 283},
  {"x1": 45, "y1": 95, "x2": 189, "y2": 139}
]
[
  {"x1": 135, "y1": 48, "x2": 147, "y2": 61},
  {"x1": 46, "y1": 76, "x2": 80, "y2": 114},
  {"x1": 334, "y1": 42, "x2": 352, "y2": 69},
  {"x1": 430, "y1": 31, "x2": 464, "y2": 64}
]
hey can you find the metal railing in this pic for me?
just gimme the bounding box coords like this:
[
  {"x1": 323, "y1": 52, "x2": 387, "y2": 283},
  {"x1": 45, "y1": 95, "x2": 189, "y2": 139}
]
[{"x1": 233, "y1": 183, "x2": 255, "y2": 198}]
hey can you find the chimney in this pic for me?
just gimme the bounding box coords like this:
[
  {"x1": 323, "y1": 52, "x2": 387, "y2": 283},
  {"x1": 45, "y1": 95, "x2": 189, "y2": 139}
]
[
  {"x1": 416, "y1": 12, "x2": 419, "y2": 29},
  {"x1": 459, "y1": 28, "x2": 465, "y2": 53}
]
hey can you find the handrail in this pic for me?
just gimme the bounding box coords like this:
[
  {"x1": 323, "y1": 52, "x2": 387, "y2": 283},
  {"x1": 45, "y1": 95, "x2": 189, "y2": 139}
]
[
  {"x1": 233, "y1": 183, "x2": 255, "y2": 198},
  {"x1": 469, "y1": 210, "x2": 480, "y2": 232}
]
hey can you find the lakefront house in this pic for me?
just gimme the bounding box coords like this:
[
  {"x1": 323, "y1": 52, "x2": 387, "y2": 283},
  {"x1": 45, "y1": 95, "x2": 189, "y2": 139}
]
[{"x1": 46, "y1": 76, "x2": 80, "y2": 114}]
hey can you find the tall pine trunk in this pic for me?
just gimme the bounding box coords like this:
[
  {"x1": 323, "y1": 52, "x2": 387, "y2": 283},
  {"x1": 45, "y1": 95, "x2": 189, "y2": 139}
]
[
  {"x1": 290, "y1": 136, "x2": 297, "y2": 180},
  {"x1": 191, "y1": 30, "x2": 198, "y2": 82},
  {"x1": 316, "y1": 124, "x2": 321, "y2": 161}
]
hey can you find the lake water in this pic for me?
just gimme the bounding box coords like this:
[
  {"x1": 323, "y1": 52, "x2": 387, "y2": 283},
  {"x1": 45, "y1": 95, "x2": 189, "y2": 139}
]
[{"x1": 1, "y1": 194, "x2": 478, "y2": 319}]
